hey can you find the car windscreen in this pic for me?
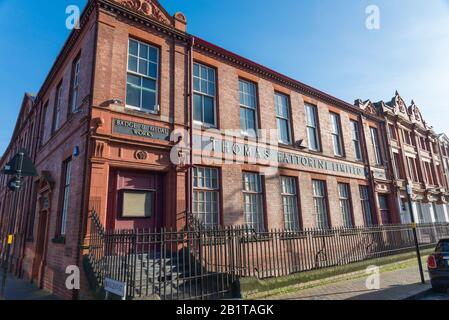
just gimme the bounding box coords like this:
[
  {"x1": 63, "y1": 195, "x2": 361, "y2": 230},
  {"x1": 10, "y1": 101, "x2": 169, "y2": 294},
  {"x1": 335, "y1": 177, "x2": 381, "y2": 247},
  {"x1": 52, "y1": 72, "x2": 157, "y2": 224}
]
[{"x1": 436, "y1": 240, "x2": 449, "y2": 252}]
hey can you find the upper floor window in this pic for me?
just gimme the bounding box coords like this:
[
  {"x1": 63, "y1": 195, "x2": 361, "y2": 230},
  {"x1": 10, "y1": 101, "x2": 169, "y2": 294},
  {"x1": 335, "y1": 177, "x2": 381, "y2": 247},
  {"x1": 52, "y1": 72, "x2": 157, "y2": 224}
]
[
  {"x1": 420, "y1": 137, "x2": 428, "y2": 151},
  {"x1": 370, "y1": 127, "x2": 382, "y2": 165},
  {"x1": 305, "y1": 104, "x2": 320, "y2": 151},
  {"x1": 275, "y1": 93, "x2": 292, "y2": 144},
  {"x1": 40, "y1": 101, "x2": 49, "y2": 146},
  {"x1": 407, "y1": 157, "x2": 419, "y2": 182},
  {"x1": 393, "y1": 152, "x2": 404, "y2": 179},
  {"x1": 53, "y1": 82, "x2": 63, "y2": 133},
  {"x1": 388, "y1": 124, "x2": 397, "y2": 140},
  {"x1": 402, "y1": 129, "x2": 412, "y2": 145},
  {"x1": 239, "y1": 79, "x2": 258, "y2": 136},
  {"x1": 424, "y1": 162, "x2": 434, "y2": 185},
  {"x1": 351, "y1": 120, "x2": 363, "y2": 161},
  {"x1": 70, "y1": 55, "x2": 81, "y2": 113},
  {"x1": 432, "y1": 142, "x2": 439, "y2": 155},
  {"x1": 193, "y1": 63, "x2": 216, "y2": 127},
  {"x1": 330, "y1": 113, "x2": 344, "y2": 157},
  {"x1": 127, "y1": 39, "x2": 159, "y2": 113}
]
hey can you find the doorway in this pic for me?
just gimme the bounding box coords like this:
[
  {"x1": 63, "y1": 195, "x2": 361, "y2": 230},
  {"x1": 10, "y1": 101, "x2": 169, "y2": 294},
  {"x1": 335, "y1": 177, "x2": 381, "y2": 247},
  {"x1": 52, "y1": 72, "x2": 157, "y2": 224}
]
[
  {"x1": 31, "y1": 200, "x2": 50, "y2": 288},
  {"x1": 106, "y1": 169, "x2": 164, "y2": 231}
]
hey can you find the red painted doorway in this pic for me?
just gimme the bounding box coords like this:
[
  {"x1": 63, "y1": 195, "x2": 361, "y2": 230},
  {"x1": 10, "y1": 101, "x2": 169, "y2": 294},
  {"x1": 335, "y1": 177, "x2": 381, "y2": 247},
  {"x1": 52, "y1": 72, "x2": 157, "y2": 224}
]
[{"x1": 106, "y1": 169, "x2": 164, "y2": 232}]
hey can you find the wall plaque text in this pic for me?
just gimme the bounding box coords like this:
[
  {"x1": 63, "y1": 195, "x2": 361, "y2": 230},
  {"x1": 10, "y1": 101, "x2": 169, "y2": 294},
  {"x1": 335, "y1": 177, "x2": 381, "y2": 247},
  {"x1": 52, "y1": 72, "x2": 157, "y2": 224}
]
[{"x1": 113, "y1": 119, "x2": 170, "y2": 141}]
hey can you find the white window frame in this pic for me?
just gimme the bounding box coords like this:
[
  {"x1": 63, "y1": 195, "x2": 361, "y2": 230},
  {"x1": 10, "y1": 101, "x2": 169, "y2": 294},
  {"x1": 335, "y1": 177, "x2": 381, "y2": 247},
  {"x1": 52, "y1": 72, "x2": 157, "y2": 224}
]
[
  {"x1": 312, "y1": 180, "x2": 329, "y2": 229},
  {"x1": 370, "y1": 127, "x2": 382, "y2": 165},
  {"x1": 193, "y1": 63, "x2": 217, "y2": 128},
  {"x1": 242, "y1": 172, "x2": 265, "y2": 232},
  {"x1": 193, "y1": 167, "x2": 220, "y2": 227},
  {"x1": 305, "y1": 104, "x2": 321, "y2": 151},
  {"x1": 281, "y1": 176, "x2": 300, "y2": 231},
  {"x1": 351, "y1": 120, "x2": 363, "y2": 161},
  {"x1": 71, "y1": 56, "x2": 81, "y2": 113},
  {"x1": 338, "y1": 183, "x2": 353, "y2": 228},
  {"x1": 330, "y1": 113, "x2": 344, "y2": 157},
  {"x1": 60, "y1": 159, "x2": 72, "y2": 236},
  {"x1": 54, "y1": 83, "x2": 63, "y2": 132},
  {"x1": 239, "y1": 79, "x2": 258, "y2": 137},
  {"x1": 126, "y1": 38, "x2": 160, "y2": 114},
  {"x1": 275, "y1": 92, "x2": 292, "y2": 145}
]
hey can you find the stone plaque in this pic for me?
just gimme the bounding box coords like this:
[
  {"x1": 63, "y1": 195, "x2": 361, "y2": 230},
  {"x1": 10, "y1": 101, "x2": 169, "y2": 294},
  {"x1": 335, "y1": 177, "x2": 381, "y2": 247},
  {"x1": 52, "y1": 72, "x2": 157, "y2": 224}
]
[{"x1": 113, "y1": 119, "x2": 170, "y2": 141}]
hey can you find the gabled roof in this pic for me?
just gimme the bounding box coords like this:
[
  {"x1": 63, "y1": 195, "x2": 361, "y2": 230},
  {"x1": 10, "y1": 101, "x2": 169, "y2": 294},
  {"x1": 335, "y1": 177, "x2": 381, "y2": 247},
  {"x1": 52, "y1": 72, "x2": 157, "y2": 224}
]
[
  {"x1": 439, "y1": 133, "x2": 449, "y2": 144},
  {"x1": 354, "y1": 99, "x2": 380, "y2": 116},
  {"x1": 408, "y1": 100, "x2": 427, "y2": 129},
  {"x1": 111, "y1": 0, "x2": 174, "y2": 26},
  {"x1": 1, "y1": 93, "x2": 36, "y2": 162}
]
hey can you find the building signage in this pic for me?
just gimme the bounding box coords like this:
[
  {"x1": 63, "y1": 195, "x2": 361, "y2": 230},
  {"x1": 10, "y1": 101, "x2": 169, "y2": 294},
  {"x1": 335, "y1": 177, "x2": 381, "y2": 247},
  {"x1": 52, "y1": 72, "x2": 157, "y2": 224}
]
[
  {"x1": 113, "y1": 119, "x2": 170, "y2": 141},
  {"x1": 104, "y1": 278, "x2": 127, "y2": 299},
  {"x1": 194, "y1": 136, "x2": 366, "y2": 178},
  {"x1": 372, "y1": 169, "x2": 387, "y2": 180}
]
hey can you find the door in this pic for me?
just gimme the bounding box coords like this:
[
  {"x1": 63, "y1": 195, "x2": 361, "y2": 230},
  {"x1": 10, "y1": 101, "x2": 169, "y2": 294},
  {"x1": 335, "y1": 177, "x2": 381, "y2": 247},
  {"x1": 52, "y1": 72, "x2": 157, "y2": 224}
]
[
  {"x1": 32, "y1": 208, "x2": 49, "y2": 287},
  {"x1": 106, "y1": 169, "x2": 164, "y2": 231}
]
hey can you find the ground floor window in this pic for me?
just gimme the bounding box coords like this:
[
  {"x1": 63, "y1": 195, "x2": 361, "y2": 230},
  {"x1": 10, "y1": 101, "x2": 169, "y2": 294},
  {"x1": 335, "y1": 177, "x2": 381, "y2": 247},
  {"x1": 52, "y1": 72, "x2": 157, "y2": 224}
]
[
  {"x1": 359, "y1": 186, "x2": 374, "y2": 226},
  {"x1": 338, "y1": 183, "x2": 353, "y2": 228},
  {"x1": 433, "y1": 203, "x2": 447, "y2": 223},
  {"x1": 281, "y1": 176, "x2": 300, "y2": 230},
  {"x1": 193, "y1": 167, "x2": 220, "y2": 227},
  {"x1": 59, "y1": 158, "x2": 72, "y2": 236},
  {"x1": 378, "y1": 194, "x2": 391, "y2": 225},
  {"x1": 312, "y1": 180, "x2": 329, "y2": 229},
  {"x1": 243, "y1": 172, "x2": 264, "y2": 232}
]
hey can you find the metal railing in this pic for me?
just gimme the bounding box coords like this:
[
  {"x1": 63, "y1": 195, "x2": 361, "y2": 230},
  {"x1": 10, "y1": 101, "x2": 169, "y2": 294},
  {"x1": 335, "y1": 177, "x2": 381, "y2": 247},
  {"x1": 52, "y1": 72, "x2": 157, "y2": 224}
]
[{"x1": 86, "y1": 212, "x2": 449, "y2": 300}]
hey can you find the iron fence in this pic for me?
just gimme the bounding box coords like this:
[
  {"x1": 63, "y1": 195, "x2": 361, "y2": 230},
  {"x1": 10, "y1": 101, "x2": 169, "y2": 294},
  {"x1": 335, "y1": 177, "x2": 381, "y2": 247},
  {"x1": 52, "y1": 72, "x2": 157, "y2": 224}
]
[{"x1": 86, "y1": 212, "x2": 449, "y2": 300}]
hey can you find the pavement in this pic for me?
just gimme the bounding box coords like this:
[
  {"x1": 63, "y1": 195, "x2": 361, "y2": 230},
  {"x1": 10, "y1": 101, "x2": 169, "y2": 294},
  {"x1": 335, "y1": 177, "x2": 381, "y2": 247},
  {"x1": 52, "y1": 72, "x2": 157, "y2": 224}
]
[
  {"x1": 0, "y1": 273, "x2": 58, "y2": 300},
  {"x1": 269, "y1": 261, "x2": 433, "y2": 300}
]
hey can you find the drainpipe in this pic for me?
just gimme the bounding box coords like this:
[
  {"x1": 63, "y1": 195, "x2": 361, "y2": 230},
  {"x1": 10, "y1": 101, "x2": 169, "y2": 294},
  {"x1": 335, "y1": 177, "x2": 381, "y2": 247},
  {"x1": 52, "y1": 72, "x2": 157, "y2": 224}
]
[
  {"x1": 73, "y1": 8, "x2": 99, "y2": 301},
  {"x1": 187, "y1": 36, "x2": 195, "y2": 228},
  {"x1": 359, "y1": 114, "x2": 380, "y2": 225}
]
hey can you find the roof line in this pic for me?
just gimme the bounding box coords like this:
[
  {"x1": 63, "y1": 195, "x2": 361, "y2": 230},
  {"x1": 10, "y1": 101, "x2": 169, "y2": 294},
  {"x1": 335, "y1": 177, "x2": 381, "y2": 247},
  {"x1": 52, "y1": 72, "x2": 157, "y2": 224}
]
[{"x1": 192, "y1": 36, "x2": 371, "y2": 117}]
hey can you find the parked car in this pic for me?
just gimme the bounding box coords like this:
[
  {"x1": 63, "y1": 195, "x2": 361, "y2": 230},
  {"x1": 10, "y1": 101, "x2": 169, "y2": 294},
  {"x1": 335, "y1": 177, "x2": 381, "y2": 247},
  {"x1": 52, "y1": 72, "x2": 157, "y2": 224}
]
[{"x1": 427, "y1": 238, "x2": 449, "y2": 293}]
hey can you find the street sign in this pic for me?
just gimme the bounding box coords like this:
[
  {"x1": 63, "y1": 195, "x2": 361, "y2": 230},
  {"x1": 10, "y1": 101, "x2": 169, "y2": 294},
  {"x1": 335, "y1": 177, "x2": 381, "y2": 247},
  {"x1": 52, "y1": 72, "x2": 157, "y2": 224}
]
[
  {"x1": 104, "y1": 278, "x2": 127, "y2": 300},
  {"x1": 1, "y1": 149, "x2": 38, "y2": 177}
]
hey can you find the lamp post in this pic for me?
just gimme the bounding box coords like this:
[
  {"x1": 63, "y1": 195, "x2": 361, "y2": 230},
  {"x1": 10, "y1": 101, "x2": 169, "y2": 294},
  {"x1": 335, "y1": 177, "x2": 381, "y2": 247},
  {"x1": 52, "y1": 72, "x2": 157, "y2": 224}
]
[{"x1": 406, "y1": 183, "x2": 426, "y2": 284}]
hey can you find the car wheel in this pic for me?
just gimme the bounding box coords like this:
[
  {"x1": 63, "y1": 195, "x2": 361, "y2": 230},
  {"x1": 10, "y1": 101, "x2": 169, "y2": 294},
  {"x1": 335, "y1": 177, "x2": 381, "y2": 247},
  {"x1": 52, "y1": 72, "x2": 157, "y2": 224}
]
[{"x1": 432, "y1": 284, "x2": 447, "y2": 293}]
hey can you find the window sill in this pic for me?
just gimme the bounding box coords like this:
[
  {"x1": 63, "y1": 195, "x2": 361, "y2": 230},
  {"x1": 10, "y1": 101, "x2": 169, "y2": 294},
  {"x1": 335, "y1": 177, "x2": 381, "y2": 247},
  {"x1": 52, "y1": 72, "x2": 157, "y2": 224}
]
[
  {"x1": 125, "y1": 105, "x2": 159, "y2": 115},
  {"x1": 51, "y1": 236, "x2": 66, "y2": 245},
  {"x1": 193, "y1": 122, "x2": 217, "y2": 130}
]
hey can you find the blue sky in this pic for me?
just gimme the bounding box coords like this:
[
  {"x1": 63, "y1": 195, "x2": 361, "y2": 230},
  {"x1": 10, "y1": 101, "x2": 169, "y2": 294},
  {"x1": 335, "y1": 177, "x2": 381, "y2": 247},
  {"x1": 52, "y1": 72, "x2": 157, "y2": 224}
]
[{"x1": 1, "y1": 0, "x2": 449, "y2": 155}]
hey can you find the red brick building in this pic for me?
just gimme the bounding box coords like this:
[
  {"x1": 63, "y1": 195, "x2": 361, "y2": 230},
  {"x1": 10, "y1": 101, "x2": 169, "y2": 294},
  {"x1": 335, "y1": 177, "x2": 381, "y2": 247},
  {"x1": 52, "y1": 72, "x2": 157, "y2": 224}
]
[{"x1": 0, "y1": 0, "x2": 445, "y2": 299}]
